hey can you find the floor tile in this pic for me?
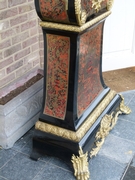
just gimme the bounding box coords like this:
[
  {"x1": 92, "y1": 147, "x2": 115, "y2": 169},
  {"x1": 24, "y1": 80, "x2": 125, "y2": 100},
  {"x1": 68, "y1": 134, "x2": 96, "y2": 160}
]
[
  {"x1": 122, "y1": 166, "x2": 135, "y2": 180},
  {"x1": 12, "y1": 128, "x2": 34, "y2": 151},
  {"x1": 0, "y1": 149, "x2": 17, "y2": 169},
  {"x1": 0, "y1": 153, "x2": 46, "y2": 180},
  {"x1": 33, "y1": 164, "x2": 75, "y2": 180},
  {"x1": 120, "y1": 104, "x2": 135, "y2": 123},
  {"x1": 129, "y1": 95, "x2": 135, "y2": 105},
  {"x1": 0, "y1": 176, "x2": 8, "y2": 180},
  {"x1": 121, "y1": 90, "x2": 135, "y2": 105},
  {"x1": 131, "y1": 154, "x2": 135, "y2": 168},
  {"x1": 98, "y1": 134, "x2": 135, "y2": 164},
  {"x1": 48, "y1": 156, "x2": 72, "y2": 172},
  {"x1": 20, "y1": 139, "x2": 33, "y2": 155},
  {"x1": 111, "y1": 119, "x2": 135, "y2": 143},
  {"x1": 21, "y1": 139, "x2": 51, "y2": 163},
  {"x1": 90, "y1": 154, "x2": 126, "y2": 180}
]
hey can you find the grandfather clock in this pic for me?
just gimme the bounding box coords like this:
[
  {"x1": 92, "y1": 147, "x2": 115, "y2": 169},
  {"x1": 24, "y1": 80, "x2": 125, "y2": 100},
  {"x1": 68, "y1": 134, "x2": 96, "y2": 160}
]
[{"x1": 31, "y1": 1, "x2": 131, "y2": 179}]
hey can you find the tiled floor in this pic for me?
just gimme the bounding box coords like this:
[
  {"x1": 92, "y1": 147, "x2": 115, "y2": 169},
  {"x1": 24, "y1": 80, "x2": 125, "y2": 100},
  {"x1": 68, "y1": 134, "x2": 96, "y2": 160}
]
[{"x1": 0, "y1": 90, "x2": 135, "y2": 180}]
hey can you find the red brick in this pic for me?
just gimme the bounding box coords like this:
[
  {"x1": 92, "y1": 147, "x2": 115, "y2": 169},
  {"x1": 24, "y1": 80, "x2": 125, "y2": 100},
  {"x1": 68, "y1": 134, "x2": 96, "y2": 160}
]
[
  {"x1": 22, "y1": 36, "x2": 38, "y2": 49},
  {"x1": 0, "y1": 39, "x2": 11, "y2": 49},
  {"x1": 0, "y1": 0, "x2": 7, "y2": 10},
  {"x1": 0, "y1": 69, "x2": 6, "y2": 80},
  {"x1": 12, "y1": 31, "x2": 29, "y2": 45},
  {"x1": 1, "y1": 26, "x2": 20, "y2": 40},
  {"x1": 30, "y1": 27, "x2": 38, "y2": 36},
  {"x1": 6, "y1": 60, "x2": 23, "y2": 74},
  {"x1": 0, "y1": 7, "x2": 18, "y2": 20},
  {"x1": 10, "y1": 14, "x2": 27, "y2": 27},
  {"x1": 21, "y1": 21, "x2": 29, "y2": 32},
  {"x1": 21, "y1": 20, "x2": 37, "y2": 32},
  {"x1": 38, "y1": 26, "x2": 42, "y2": 33},
  {"x1": 18, "y1": 3, "x2": 34, "y2": 14},
  {"x1": 0, "y1": 20, "x2": 9, "y2": 31},
  {"x1": 39, "y1": 34, "x2": 43, "y2": 41},
  {"x1": 28, "y1": 10, "x2": 37, "y2": 19},
  {"x1": 24, "y1": 51, "x2": 39, "y2": 64},
  {"x1": 0, "y1": 52, "x2": 3, "y2": 60},
  {"x1": 0, "y1": 57, "x2": 14, "y2": 70},
  {"x1": 39, "y1": 49, "x2": 44, "y2": 57},
  {"x1": 31, "y1": 43, "x2": 39, "y2": 52},
  {"x1": 39, "y1": 41, "x2": 44, "y2": 48},
  {"x1": 0, "y1": 73, "x2": 15, "y2": 88},
  {"x1": 14, "y1": 48, "x2": 30, "y2": 61},
  {"x1": 0, "y1": 0, "x2": 42, "y2": 89},
  {"x1": 40, "y1": 58, "x2": 44, "y2": 69},
  {"x1": 33, "y1": 58, "x2": 40, "y2": 67},
  {"x1": 4, "y1": 44, "x2": 21, "y2": 58},
  {"x1": 40, "y1": 56, "x2": 44, "y2": 63},
  {"x1": 29, "y1": 20, "x2": 37, "y2": 28},
  {"x1": 16, "y1": 63, "x2": 33, "y2": 78},
  {"x1": 8, "y1": 0, "x2": 26, "y2": 7}
]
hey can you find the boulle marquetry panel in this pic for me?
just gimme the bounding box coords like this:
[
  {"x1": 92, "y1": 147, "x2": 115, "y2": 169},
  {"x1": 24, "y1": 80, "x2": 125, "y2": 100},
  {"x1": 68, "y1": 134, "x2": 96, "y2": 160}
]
[
  {"x1": 77, "y1": 23, "x2": 104, "y2": 117},
  {"x1": 38, "y1": 0, "x2": 69, "y2": 23},
  {"x1": 81, "y1": 0, "x2": 108, "y2": 17},
  {"x1": 43, "y1": 34, "x2": 70, "y2": 120},
  {"x1": 35, "y1": 0, "x2": 110, "y2": 26},
  {"x1": 40, "y1": 23, "x2": 107, "y2": 130}
]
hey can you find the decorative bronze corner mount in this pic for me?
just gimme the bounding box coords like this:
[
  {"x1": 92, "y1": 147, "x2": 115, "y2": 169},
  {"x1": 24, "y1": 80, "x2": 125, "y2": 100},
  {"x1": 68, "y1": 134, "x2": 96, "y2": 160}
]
[
  {"x1": 71, "y1": 147, "x2": 90, "y2": 180},
  {"x1": 90, "y1": 94, "x2": 131, "y2": 158},
  {"x1": 92, "y1": 0, "x2": 105, "y2": 12},
  {"x1": 71, "y1": 94, "x2": 131, "y2": 180},
  {"x1": 92, "y1": 0, "x2": 114, "y2": 12}
]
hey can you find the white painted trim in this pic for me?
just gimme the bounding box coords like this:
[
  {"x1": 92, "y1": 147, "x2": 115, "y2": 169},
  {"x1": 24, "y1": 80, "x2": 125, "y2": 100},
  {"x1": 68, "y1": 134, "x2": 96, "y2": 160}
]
[
  {"x1": 102, "y1": 0, "x2": 135, "y2": 71},
  {"x1": 132, "y1": 20, "x2": 135, "y2": 54},
  {"x1": 102, "y1": 50, "x2": 135, "y2": 72}
]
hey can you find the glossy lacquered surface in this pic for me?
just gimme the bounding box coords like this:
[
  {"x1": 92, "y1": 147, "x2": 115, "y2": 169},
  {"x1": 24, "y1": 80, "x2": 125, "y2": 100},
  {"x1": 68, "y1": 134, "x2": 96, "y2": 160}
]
[
  {"x1": 31, "y1": 94, "x2": 122, "y2": 162},
  {"x1": 35, "y1": 0, "x2": 108, "y2": 25},
  {"x1": 39, "y1": 20, "x2": 108, "y2": 131}
]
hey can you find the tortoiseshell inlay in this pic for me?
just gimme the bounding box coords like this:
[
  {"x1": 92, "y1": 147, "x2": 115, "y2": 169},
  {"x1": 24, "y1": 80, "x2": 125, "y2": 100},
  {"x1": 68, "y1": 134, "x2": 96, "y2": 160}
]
[
  {"x1": 77, "y1": 23, "x2": 104, "y2": 117},
  {"x1": 39, "y1": 0, "x2": 69, "y2": 23},
  {"x1": 81, "y1": 0, "x2": 107, "y2": 19},
  {"x1": 44, "y1": 34, "x2": 70, "y2": 120}
]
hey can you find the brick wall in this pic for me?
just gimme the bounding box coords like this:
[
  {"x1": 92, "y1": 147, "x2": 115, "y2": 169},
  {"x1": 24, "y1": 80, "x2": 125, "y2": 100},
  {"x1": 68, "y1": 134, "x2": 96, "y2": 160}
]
[{"x1": 0, "y1": 0, "x2": 44, "y2": 89}]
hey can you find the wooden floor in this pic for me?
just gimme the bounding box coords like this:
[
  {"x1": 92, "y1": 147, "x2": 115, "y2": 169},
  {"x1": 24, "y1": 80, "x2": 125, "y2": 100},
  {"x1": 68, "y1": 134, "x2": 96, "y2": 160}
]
[{"x1": 103, "y1": 66, "x2": 135, "y2": 92}]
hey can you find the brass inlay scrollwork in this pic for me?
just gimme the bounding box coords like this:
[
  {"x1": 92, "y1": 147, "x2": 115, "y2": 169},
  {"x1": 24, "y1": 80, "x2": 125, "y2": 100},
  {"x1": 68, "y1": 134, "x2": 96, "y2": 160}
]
[
  {"x1": 36, "y1": 90, "x2": 116, "y2": 142},
  {"x1": 92, "y1": 0, "x2": 105, "y2": 12},
  {"x1": 39, "y1": 11, "x2": 111, "y2": 32},
  {"x1": 92, "y1": 0, "x2": 114, "y2": 12},
  {"x1": 44, "y1": 34, "x2": 70, "y2": 120},
  {"x1": 71, "y1": 147, "x2": 90, "y2": 180}
]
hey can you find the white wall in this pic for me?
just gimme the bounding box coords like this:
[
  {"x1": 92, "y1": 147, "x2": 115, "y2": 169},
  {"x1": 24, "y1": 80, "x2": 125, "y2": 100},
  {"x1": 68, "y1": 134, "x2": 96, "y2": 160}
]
[{"x1": 102, "y1": 0, "x2": 135, "y2": 71}]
